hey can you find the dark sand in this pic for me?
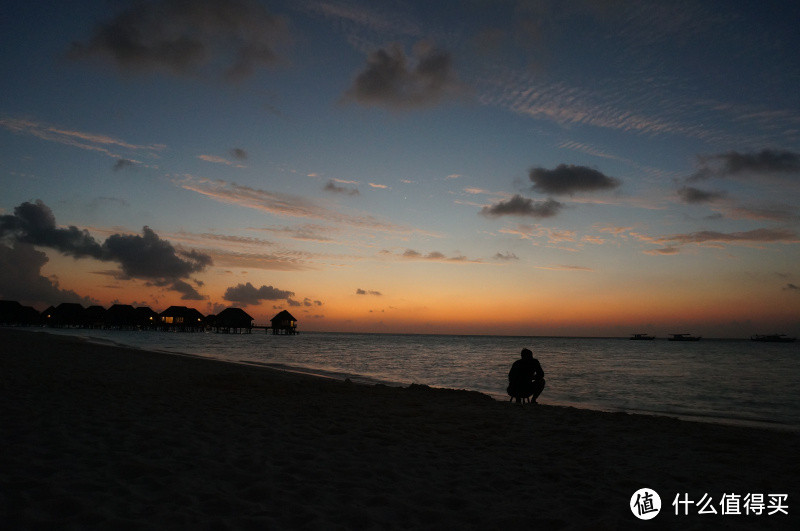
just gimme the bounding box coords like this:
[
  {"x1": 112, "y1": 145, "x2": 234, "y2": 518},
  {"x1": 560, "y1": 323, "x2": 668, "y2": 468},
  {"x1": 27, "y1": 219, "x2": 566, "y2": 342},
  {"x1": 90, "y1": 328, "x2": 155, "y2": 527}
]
[{"x1": 1, "y1": 328, "x2": 798, "y2": 529}]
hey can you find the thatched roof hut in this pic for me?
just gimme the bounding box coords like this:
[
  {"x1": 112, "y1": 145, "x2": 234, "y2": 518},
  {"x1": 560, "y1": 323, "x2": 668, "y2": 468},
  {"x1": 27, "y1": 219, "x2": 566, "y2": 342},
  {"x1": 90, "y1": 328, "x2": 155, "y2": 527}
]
[
  {"x1": 213, "y1": 307, "x2": 254, "y2": 333},
  {"x1": 160, "y1": 306, "x2": 205, "y2": 331},
  {"x1": 270, "y1": 310, "x2": 298, "y2": 335}
]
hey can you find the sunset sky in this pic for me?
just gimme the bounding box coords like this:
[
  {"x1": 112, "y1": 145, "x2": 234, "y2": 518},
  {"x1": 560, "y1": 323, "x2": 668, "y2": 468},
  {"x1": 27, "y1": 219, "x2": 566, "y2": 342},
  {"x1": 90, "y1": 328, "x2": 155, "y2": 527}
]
[{"x1": 2, "y1": 0, "x2": 799, "y2": 337}]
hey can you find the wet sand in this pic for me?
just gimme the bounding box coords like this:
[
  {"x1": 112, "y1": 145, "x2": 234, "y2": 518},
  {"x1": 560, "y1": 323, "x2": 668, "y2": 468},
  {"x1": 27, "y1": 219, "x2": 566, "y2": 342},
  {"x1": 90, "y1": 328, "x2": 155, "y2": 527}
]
[{"x1": 1, "y1": 328, "x2": 798, "y2": 529}]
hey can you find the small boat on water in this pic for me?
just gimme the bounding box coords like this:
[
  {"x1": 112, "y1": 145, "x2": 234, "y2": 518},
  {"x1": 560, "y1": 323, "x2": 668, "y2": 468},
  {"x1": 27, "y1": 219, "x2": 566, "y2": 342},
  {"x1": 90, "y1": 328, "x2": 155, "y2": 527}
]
[
  {"x1": 630, "y1": 333, "x2": 655, "y2": 340},
  {"x1": 668, "y1": 333, "x2": 701, "y2": 341},
  {"x1": 751, "y1": 334, "x2": 796, "y2": 343}
]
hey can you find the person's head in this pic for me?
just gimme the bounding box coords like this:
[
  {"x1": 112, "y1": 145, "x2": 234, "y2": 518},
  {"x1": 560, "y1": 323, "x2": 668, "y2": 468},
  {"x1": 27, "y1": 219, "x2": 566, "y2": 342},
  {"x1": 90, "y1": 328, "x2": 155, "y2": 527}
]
[{"x1": 521, "y1": 348, "x2": 533, "y2": 360}]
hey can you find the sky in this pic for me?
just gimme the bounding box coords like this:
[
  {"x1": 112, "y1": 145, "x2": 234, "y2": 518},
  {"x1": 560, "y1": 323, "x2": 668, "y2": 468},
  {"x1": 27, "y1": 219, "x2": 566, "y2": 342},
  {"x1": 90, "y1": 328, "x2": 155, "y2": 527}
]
[{"x1": 1, "y1": 0, "x2": 799, "y2": 337}]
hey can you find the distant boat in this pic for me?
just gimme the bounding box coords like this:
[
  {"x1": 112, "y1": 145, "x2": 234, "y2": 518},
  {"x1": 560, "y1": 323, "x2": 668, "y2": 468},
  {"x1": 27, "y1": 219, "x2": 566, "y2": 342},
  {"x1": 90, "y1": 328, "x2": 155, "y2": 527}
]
[
  {"x1": 630, "y1": 334, "x2": 655, "y2": 340},
  {"x1": 751, "y1": 334, "x2": 796, "y2": 343},
  {"x1": 668, "y1": 333, "x2": 701, "y2": 341}
]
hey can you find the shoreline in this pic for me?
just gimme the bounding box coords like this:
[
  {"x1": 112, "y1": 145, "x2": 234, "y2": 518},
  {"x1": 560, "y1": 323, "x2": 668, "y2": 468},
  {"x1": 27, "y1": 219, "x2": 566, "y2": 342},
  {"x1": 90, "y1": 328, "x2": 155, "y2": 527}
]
[
  {"x1": 25, "y1": 327, "x2": 799, "y2": 433},
  {"x1": 2, "y1": 328, "x2": 798, "y2": 528}
]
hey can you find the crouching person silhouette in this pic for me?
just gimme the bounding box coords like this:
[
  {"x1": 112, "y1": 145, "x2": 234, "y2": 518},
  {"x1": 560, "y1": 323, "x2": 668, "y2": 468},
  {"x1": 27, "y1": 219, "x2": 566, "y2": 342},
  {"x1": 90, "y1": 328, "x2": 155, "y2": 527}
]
[{"x1": 507, "y1": 348, "x2": 545, "y2": 404}]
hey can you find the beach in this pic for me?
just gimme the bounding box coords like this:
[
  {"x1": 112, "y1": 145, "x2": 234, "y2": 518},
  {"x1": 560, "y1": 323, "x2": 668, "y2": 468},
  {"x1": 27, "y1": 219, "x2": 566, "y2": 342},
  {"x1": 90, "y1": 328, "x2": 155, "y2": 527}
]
[{"x1": 1, "y1": 329, "x2": 798, "y2": 529}]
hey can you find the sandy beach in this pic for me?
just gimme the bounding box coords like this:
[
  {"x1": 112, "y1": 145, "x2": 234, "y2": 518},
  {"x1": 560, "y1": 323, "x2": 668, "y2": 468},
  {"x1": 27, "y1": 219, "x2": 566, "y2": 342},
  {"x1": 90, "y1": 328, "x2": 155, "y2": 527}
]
[{"x1": 1, "y1": 329, "x2": 798, "y2": 529}]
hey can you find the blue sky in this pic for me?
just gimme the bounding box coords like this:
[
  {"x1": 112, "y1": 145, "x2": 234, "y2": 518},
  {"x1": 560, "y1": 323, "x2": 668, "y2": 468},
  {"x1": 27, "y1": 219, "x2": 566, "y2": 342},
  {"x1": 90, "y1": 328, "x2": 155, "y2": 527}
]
[{"x1": 2, "y1": 0, "x2": 799, "y2": 336}]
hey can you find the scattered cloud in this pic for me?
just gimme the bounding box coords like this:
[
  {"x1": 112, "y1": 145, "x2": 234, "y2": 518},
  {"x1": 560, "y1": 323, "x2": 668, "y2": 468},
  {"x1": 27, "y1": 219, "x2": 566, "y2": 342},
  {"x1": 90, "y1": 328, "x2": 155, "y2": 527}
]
[
  {"x1": 536, "y1": 265, "x2": 594, "y2": 272},
  {"x1": 0, "y1": 117, "x2": 163, "y2": 160},
  {"x1": 480, "y1": 195, "x2": 563, "y2": 218},
  {"x1": 178, "y1": 176, "x2": 414, "y2": 234},
  {"x1": 324, "y1": 179, "x2": 360, "y2": 196},
  {"x1": 198, "y1": 154, "x2": 246, "y2": 168},
  {"x1": 689, "y1": 149, "x2": 800, "y2": 181},
  {"x1": 493, "y1": 251, "x2": 519, "y2": 261},
  {"x1": 677, "y1": 186, "x2": 726, "y2": 204},
  {"x1": 69, "y1": 0, "x2": 291, "y2": 81},
  {"x1": 230, "y1": 148, "x2": 248, "y2": 160},
  {"x1": 784, "y1": 283, "x2": 799, "y2": 291},
  {"x1": 529, "y1": 164, "x2": 621, "y2": 195},
  {"x1": 656, "y1": 228, "x2": 799, "y2": 246},
  {"x1": 344, "y1": 40, "x2": 465, "y2": 109},
  {"x1": 388, "y1": 249, "x2": 479, "y2": 263},
  {"x1": 113, "y1": 158, "x2": 137, "y2": 171},
  {"x1": 223, "y1": 282, "x2": 295, "y2": 305},
  {"x1": 356, "y1": 288, "x2": 382, "y2": 296}
]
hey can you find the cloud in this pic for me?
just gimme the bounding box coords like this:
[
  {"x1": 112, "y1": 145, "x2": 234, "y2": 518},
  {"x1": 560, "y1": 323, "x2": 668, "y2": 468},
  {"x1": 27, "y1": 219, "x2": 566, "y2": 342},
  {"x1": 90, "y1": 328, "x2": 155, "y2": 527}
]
[
  {"x1": 223, "y1": 282, "x2": 294, "y2": 305},
  {"x1": 69, "y1": 0, "x2": 290, "y2": 81},
  {"x1": 165, "y1": 279, "x2": 206, "y2": 301},
  {"x1": 396, "y1": 249, "x2": 477, "y2": 263},
  {"x1": 529, "y1": 164, "x2": 621, "y2": 195},
  {"x1": 784, "y1": 283, "x2": 799, "y2": 291},
  {"x1": 113, "y1": 158, "x2": 137, "y2": 171},
  {"x1": 198, "y1": 154, "x2": 246, "y2": 168},
  {"x1": 356, "y1": 289, "x2": 382, "y2": 296},
  {"x1": 480, "y1": 195, "x2": 563, "y2": 218},
  {"x1": 0, "y1": 243, "x2": 94, "y2": 306},
  {"x1": 344, "y1": 40, "x2": 464, "y2": 109},
  {"x1": 657, "y1": 228, "x2": 799, "y2": 246},
  {"x1": 324, "y1": 179, "x2": 360, "y2": 196},
  {"x1": 0, "y1": 117, "x2": 164, "y2": 159},
  {"x1": 536, "y1": 265, "x2": 594, "y2": 272},
  {"x1": 230, "y1": 148, "x2": 248, "y2": 160},
  {"x1": 178, "y1": 176, "x2": 414, "y2": 234},
  {"x1": 0, "y1": 200, "x2": 104, "y2": 259},
  {"x1": 493, "y1": 252, "x2": 519, "y2": 261},
  {"x1": 690, "y1": 149, "x2": 800, "y2": 181},
  {"x1": 0, "y1": 200, "x2": 211, "y2": 295},
  {"x1": 677, "y1": 186, "x2": 726, "y2": 204},
  {"x1": 103, "y1": 227, "x2": 211, "y2": 280}
]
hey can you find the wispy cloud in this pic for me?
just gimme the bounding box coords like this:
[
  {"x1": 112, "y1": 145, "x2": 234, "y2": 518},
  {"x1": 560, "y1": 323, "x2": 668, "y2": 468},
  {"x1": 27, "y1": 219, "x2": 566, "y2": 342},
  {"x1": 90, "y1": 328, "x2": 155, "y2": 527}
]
[
  {"x1": 0, "y1": 117, "x2": 164, "y2": 159},
  {"x1": 177, "y1": 175, "x2": 413, "y2": 234},
  {"x1": 536, "y1": 265, "x2": 594, "y2": 272},
  {"x1": 198, "y1": 154, "x2": 246, "y2": 168}
]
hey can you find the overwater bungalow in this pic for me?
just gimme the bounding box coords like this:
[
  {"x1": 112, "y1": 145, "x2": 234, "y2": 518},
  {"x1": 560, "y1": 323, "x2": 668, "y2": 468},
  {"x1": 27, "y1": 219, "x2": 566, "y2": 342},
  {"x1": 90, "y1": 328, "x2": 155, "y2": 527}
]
[
  {"x1": 159, "y1": 306, "x2": 205, "y2": 332},
  {"x1": 134, "y1": 307, "x2": 159, "y2": 329},
  {"x1": 270, "y1": 310, "x2": 298, "y2": 335},
  {"x1": 47, "y1": 303, "x2": 86, "y2": 328},
  {"x1": 106, "y1": 304, "x2": 137, "y2": 329},
  {"x1": 212, "y1": 307, "x2": 254, "y2": 334},
  {"x1": 630, "y1": 333, "x2": 655, "y2": 340},
  {"x1": 0, "y1": 300, "x2": 40, "y2": 326},
  {"x1": 84, "y1": 305, "x2": 107, "y2": 329}
]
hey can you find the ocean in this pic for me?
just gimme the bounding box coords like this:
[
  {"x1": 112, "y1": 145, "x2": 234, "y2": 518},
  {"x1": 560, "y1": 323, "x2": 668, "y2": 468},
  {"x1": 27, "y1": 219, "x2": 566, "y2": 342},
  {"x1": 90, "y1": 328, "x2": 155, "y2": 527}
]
[{"x1": 37, "y1": 329, "x2": 800, "y2": 431}]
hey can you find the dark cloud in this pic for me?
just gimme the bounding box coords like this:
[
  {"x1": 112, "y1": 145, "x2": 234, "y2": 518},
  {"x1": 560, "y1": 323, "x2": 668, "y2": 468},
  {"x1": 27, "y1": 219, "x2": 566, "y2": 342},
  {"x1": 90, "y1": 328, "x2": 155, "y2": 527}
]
[
  {"x1": 344, "y1": 41, "x2": 464, "y2": 109},
  {"x1": 690, "y1": 149, "x2": 800, "y2": 181},
  {"x1": 70, "y1": 0, "x2": 290, "y2": 81},
  {"x1": 658, "y1": 228, "x2": 799, "y2": 245},
  {"x1": 529, "y1": 164, "x2": 621, "y2": 195},
  {"x1": 0, "y1": 200, "x2": 211, "y2": 295},
  {"x1": 480, "y1": 195, "x2": 563, "y2": 218},
  {"x1": 356, "y1": 289, "x2": 382, "y2": 296},
  {"x1": 169, "y1": 279, "x2": 206, "y2": 300},
  {"x1": 230, "y1": 148, "x2": 248, "y2": 160},
  {"x1": 494, "y1": 252, "x2": 519, "y2": 261},
  {"x1": 785, "y1": 283, "x2": 799, "y2": 291},
  {"x1": 324, "y1": 180, "x2": 360, "y2": 196},
  {"x1": 0, "y1": 200, "x2": 104, "y2": 259},
  {"x1": 0, "y1": 243, "x2": 93, "y2": 305},
  {"x1": 223, "y1": 282, "x2": 294, "y2": 305},
  {"x1": 677, "y1": 186, "x2": 726, "y2": 204},
  {"x1": 113, "y1": 158, "x2": 137, "y2": 171},
  {"x1": 103, "y1": 227, "x2": 211, "y2": 279}
]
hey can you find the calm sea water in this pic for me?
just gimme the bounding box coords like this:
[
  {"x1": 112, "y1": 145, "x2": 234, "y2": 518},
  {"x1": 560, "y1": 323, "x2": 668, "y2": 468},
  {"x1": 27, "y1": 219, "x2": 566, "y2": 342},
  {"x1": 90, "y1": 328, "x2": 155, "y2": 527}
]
[{"x1": 39, "y1": 329, "x2": 800, "y2": 431}]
